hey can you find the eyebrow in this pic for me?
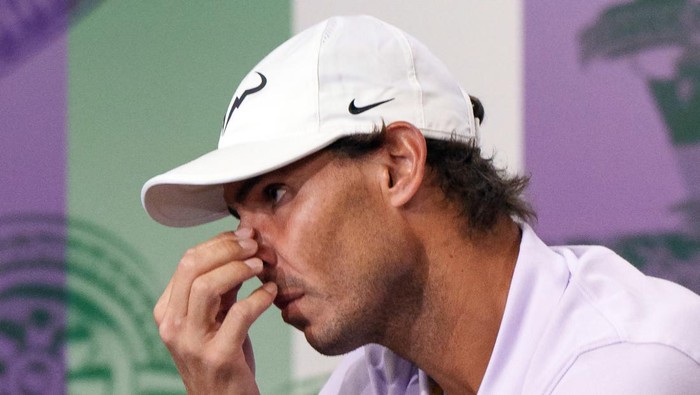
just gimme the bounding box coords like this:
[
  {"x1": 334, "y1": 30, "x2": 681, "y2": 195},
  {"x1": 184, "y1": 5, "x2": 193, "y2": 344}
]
[{"x1": 227, "y1": 175, "x2": 264, "y2": 218}]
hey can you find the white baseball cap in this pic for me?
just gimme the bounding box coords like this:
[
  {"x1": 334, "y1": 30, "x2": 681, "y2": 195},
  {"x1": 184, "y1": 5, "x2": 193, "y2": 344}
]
[{"x1": 141, "y1": 15, "x2": 480, "y2": 227}]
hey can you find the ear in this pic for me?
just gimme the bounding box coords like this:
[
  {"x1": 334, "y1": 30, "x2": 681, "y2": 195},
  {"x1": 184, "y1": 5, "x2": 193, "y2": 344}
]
[{"x1": 381, "y1": 121, "x2": 427, "y2": 208}]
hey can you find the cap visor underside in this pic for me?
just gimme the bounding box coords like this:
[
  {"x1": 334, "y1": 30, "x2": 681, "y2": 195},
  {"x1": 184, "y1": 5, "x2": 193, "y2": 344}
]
[{"x1": 141, "y1": 132, "x2": 343, "y2": 227}]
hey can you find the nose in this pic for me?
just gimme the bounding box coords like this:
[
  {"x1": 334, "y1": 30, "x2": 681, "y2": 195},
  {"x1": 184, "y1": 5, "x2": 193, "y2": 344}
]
[{"x1": 238, "y1": 212, "x2": 277, "y2": 269}]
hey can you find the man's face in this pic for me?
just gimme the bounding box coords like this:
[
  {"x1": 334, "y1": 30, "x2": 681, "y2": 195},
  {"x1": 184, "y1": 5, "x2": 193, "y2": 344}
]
[{"x1": 224, "y1": 150, "x2": 426, "y2": 355}]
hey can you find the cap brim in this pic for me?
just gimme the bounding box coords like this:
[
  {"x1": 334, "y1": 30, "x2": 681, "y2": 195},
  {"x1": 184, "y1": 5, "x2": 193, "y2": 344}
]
[{"x1": 141, "y1": 132, "x2": 343, "y2": 227}]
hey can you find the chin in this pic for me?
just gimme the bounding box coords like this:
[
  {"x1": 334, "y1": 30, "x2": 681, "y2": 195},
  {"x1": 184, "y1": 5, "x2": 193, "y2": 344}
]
[
  {"x1": 302, "y1": 321, "x2": 367, "y2": 356},
  {"x1": 306, "y1": 337, "x2": 358, "y2": 356}
]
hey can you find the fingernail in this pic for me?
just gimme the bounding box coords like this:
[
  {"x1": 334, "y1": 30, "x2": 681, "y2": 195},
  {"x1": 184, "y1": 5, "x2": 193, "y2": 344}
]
[
  {"x1": 235, "y1": 227, "x2": 253, "y2": 238},
  {"x1": 263, "y1": 282, "x2": 277, "y2": 294},
  {"x1": 244, "y1": 258, "x2": 263, "y2": 272},
  {"x1": 238, "y1": 238, "x2": 257, "y2": 251}
]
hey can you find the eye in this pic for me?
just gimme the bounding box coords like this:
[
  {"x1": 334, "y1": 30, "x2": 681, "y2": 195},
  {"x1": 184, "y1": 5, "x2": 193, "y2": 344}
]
[
  {"x1": 227, "y1": 206, "x2": 240, "y2": 220},
  {"x1": 264, "y1": 184, "x2": 287, "y2": 204}
]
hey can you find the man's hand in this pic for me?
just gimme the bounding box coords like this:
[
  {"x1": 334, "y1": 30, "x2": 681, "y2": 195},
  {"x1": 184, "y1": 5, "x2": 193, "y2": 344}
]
[{"x1": 153, "y1": 228, "x2": 277, "y2": 395}]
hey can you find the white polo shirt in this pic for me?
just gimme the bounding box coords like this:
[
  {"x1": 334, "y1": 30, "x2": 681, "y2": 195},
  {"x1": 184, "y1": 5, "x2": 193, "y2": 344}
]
[{"x1": 319, "y1": 225, "x2": 700, "y2": 394}]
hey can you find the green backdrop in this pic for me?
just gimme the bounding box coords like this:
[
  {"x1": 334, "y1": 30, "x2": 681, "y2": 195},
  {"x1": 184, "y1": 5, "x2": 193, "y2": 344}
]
[{"x1": 68, "y1": 2, "x2": 292, "y2": 393}]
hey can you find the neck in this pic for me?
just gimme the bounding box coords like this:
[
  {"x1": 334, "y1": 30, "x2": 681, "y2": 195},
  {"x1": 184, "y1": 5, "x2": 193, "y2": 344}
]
[{"x1": 379, "y1": 215, "x2": 521, "y2": 394}]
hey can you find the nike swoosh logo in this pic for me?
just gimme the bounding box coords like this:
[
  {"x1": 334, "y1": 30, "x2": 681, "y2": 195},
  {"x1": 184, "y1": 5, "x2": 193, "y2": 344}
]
[
  {"x1": 223, "y1": 72, "x2": 267, "y2": 131},
  {"x1": 348, "y1": 98, "x2": 394, "y2": 114}
]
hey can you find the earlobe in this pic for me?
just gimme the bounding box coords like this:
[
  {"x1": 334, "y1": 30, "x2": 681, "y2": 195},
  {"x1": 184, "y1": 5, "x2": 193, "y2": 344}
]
[{"x1": 382, "y1": 122, "x2": 427, "y2": 208}]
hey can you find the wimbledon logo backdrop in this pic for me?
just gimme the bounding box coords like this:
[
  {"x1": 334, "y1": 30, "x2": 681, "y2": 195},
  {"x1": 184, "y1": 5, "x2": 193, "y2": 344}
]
[
  {"x1": 526, "y1": 0, "x2": 700, "y2": 293},
  {"x1": 1, "y1": 1, "x2": 295, "y2": 394}
]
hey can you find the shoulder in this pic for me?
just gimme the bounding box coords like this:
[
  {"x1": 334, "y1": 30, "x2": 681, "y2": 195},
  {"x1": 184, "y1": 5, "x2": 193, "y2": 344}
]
[
  {"x1": 551, "y1": 342, "x2": 700, "y2": 395},
  {"x1": 561, "y1": 244, "x2": 700, "y2": 356},
  {"x1": 522, "y1": 241, "x2": 700, "y2": 392}
]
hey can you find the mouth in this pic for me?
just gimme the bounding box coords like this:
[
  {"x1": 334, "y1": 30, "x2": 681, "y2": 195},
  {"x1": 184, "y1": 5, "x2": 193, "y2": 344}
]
[
  {"x1": 273, "y1": 291, "x2": 304, "y2": 314},
  {"x1": 274, "y1": 292, "x2": 305, "y2": 327}
]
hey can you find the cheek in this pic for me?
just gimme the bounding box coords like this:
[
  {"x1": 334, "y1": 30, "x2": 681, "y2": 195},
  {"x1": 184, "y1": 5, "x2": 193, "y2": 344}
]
[
  {"x1": 278, "y1": 177, "x2": 376, "y2": 284},
  {"x1": 283, "y1": 197, "x2": 348, "y2": 278}
]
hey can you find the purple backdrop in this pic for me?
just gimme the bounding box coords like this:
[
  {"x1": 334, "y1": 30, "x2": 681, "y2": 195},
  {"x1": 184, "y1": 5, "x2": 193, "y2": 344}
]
[
  {"x1": 0, "y1": 3, "x2": 68, "y2": 393},
  {"x1": 1, "y1": 20, "x2": 67, "y2": 216},
  {"x1": 525, "y1": 0, "x2": 688, "y2": 243},
  {"x1": 526, "y1": 0, "x2": 700, "y2": 293}
]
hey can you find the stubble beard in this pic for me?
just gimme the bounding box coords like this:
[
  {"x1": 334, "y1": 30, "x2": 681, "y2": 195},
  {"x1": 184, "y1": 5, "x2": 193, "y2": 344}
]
[
  {"x1": 303, "y1": 253, "x2": 428, "y2": 357},
  {"x1": 298, "y1": 167, "x2": 428, "y2": 355},
  {"x1": 303, "y1": 293, "x2": 384, "y2": 356}
]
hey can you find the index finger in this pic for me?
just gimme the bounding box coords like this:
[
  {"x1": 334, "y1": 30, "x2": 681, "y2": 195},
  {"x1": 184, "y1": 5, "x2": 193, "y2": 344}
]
[
  {"x1": 154, "y1": 277, "x2": 173, "y2": 325},
  {"x1": 215, "y1": 282, "x2": 278, "y2": 350},
  {"x1": 155, "y1": 227, "x2": 254, "y2": 319},
  {"x1": 167, "y1": 232, "x2": 258, "y2": 319}
]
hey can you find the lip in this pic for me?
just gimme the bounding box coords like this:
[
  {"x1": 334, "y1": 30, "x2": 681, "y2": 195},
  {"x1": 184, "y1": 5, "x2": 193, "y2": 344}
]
[{"x1": 273, "y1": 291, "x2": 303, "y2": 311}]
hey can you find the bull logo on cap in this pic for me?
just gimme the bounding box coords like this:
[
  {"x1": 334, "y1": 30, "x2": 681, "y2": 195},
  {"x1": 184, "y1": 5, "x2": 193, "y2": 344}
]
[{"x1": 221, "y1": 72, "x2": 267, "y2": 136}]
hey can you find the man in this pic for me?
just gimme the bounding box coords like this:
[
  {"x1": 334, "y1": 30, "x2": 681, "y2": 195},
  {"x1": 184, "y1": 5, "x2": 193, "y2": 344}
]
[{"x1": 141, "y1": 16, "x2": 700, "y2": 394}]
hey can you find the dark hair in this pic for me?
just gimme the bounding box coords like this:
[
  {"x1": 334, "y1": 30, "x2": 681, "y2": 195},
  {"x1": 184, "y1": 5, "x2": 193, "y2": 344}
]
[{"x1": 325, "y1": 102, "x2": 535, "y2": 234}]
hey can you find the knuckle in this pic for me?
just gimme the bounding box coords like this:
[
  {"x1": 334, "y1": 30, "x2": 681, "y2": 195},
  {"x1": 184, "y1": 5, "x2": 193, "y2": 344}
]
[
  {"x1": 153, "y1": 302, "x2": 164, "y2": 324},
  {"x1": 228, "y1": 301, "x2": 256, "y2": 324},
  {"x1": 220, "y1": 239, "x2": 244, "y2": 257},
  {"x1": 178, "y1": 248, "x2": 199, "y2": 271},
  {"x1": 190, "y1": 277, "x2": 217, "y2": 298},
  {"x1": 157, "y1": 317, "x2": 183, "y2": 346},
  {"x1": 158, "y1": 321, "x2": 175, "y2": 345}
]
